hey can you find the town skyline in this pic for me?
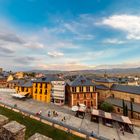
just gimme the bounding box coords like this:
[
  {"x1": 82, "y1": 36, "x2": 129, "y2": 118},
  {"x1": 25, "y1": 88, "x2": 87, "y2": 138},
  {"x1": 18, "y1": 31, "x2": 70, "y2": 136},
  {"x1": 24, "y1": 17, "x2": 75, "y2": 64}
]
[{"x1": 0, "y1": 0, "x2": 140, "y2": 71}]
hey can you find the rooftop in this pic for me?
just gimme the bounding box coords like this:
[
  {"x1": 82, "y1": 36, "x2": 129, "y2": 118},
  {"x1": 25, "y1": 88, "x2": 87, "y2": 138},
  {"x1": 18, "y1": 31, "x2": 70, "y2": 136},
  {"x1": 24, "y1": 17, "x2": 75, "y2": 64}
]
[
  {"x1": 96, "y1": 84, "x2": 109, "y2": 90},
  {"x1": 106, "y1": 97, "x2": 140, "y2": 113},
  {"x1": 111, "y1": 84, "x2": 140, "y2": 95},
  {"x1": 95, "y1": 78, "x2": 116, "y2": 83},
  {"x1": 21, "y1": 80, "x2": 33, "y2": 87},
  {"x1": 33, "y1": 75, "x2": 63, "y2": 83},
  {"x1": 69, "y1": 75, "x2": 96, "y2": 86}
]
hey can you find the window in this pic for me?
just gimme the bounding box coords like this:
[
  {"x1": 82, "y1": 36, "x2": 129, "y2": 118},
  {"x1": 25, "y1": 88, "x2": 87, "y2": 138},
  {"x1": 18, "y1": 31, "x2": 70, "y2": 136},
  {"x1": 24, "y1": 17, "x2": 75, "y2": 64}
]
[
  {"x1": 84, "y1": 101, "x2": 86, "y2": 105},
  {"x1": 77, "y1": 102, "x2": 79, "y2": 106},
  {"x1": 84, "y1": 93, "x2": 86, "y2": 99},
  {"x1": 117, "y1": 108, "x2": 120, "y2": 113},
  {"x1": 44, "y1": 90, "x2": 47, "y2": 95},
  {"x1": 93, "y1": 86, "x2": 96, "y2": 92},
  {"x1": 91, "y1": 93, "x2": 93, "y2": 98},
  {"x1": 35, "y1": 89, "x2": 37, "y2": 94},
  {"x1": 79, "y1": 86, "x2": 83, "y2": 92},
  {"x1": 45, "y1": 96, "x2": 47, "y2": 102},
  {"x1": 91, "y1": 101, "x2": 93, "y2": 106},
  {"x1": 40, "y1": 83, "x2": 42, "y2": 88},
  {"x1": 77, "y1": 93, "x2": 79, "y2": 99},
  {"x1": 130, "y1": 98, "x2": 134, "y2": 102},
  {"x1": 35, "y1": 95, "x2": 37, "y2": 100},
  {"x1": 40, "y1": 89, "x2": 42, "y2": 94},
  {"x1": 86, "y1": 86, "x2": 90, "y2": 92},
  {"x1": 40, "y1": 96, "x2": 42, "y2": 100},
  {"x1": 72, "y1": 87, "x2": 76, "y2": 92}
]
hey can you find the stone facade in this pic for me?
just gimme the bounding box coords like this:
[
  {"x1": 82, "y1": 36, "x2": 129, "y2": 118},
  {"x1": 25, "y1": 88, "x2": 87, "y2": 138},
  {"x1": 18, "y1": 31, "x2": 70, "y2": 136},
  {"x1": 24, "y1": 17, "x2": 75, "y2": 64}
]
[
  {"x1": 110, "y1": 90, "x2": 140, "y2": 103},
  {"x1": 97, "y1": 89, "x2": 111, "y2": 103},
  {"x1": 113, "y1": 106, "x2": 140, "y2": 120},
  {"x1": 68, "y1": 86, "x2": 98, "y2": 108},
  {"x1": 0, "y1": 115, "x2": 53, "y2": 140},
  {"x1": 1, "y1": 121, "x2": 26, "y2": 140},
  {"x1": 0, "y1": 115, "x2": 9, "y2": 137}
]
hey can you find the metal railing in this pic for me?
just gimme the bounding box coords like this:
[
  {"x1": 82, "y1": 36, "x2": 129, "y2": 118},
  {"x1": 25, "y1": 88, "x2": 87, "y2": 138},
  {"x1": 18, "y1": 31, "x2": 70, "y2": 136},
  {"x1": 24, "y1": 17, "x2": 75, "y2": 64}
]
[{"x1": 0, "y1": 100, "x2": 109, "y2": 140}]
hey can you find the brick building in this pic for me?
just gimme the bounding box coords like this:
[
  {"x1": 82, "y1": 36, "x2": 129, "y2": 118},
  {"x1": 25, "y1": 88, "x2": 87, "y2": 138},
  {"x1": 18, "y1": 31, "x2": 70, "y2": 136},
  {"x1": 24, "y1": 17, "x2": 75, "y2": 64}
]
[
  {"x1": 67, "y1": 75, "x2": 98, "y2": 108},
  {"x1": 94, "y1": 78, "x2": 140, "y2": 119}
]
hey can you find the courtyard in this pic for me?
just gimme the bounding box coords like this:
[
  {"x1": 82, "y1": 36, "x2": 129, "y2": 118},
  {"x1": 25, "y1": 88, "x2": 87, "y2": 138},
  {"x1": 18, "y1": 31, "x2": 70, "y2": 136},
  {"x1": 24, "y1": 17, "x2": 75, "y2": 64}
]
[{"x1": 0, "y1": 90, "x2": 140, "y2": 140}]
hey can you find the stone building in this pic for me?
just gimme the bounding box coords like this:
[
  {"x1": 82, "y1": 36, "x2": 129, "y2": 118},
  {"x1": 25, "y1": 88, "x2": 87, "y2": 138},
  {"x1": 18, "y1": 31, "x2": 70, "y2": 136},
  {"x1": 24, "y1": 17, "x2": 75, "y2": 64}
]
[
  {"x1": 67, "y1": 75, "x2": 98, "y2": 108},
  {"x1": 0, "y1": 76, "x2": 7, "y2": 88},
  {"x1": 0, "y1": 68, "x2": 3, "y2": 73},
  {"x1": 94, "y1": 78, "x2": 140, "y2": 119},
  {"x1": 0, "y1": 115, "x2": 53, "y2": 140}
]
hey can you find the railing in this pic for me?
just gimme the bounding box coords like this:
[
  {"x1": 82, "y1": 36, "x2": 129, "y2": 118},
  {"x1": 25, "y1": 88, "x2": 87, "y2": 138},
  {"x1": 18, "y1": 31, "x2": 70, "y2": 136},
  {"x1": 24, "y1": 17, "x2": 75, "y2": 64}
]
[
  {"x1": 0, "y1": 88, "x2": 16, "y2": 93},
  {"x1": 0, "y1": 100, "x2": 109, "y2": 140}
]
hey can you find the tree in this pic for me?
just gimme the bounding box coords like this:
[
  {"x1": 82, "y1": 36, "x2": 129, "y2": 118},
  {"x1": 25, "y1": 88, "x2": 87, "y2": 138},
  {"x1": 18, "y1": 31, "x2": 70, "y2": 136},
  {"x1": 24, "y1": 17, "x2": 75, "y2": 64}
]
[
  {"x1": 125, "y1": 104, "x2": 128, "y2": 116},
  {"x1": 122, "y1": 99, "x2": 125, "y2": 116},
  {"x1": 100, "y1": 102, "x2": 113, "y2": 112},
  {"x1": 130, "y1": 101, "x2": 133, "y2": 118}
]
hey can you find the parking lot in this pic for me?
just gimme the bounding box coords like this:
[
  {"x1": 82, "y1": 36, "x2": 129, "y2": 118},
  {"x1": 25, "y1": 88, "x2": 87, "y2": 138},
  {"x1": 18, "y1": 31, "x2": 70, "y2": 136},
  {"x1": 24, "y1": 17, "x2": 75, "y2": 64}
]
[{"x1": 0, "y1": 90, "x2": 140, "y2": 140}]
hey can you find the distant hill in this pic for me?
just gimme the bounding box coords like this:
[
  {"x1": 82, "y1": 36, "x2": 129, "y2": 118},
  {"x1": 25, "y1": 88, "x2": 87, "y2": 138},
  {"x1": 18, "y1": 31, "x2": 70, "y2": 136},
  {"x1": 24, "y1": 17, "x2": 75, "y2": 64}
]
[{"x1": 26, "y1": 67, "x2": 140, "y2": 76}]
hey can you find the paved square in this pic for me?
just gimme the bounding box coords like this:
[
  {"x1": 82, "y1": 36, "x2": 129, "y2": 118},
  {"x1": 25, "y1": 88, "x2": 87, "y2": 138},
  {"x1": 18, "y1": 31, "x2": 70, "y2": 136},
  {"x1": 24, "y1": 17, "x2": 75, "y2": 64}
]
[{"x1": 0, "y1": 90, "x2": 140, "y2": 140}]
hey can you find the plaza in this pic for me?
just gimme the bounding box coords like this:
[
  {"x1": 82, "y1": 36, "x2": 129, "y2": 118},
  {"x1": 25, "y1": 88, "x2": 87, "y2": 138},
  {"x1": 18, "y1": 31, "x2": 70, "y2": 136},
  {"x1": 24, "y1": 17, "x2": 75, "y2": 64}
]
[{"x1": 0, "y1": 90, "x2": 140, "y2": 140}]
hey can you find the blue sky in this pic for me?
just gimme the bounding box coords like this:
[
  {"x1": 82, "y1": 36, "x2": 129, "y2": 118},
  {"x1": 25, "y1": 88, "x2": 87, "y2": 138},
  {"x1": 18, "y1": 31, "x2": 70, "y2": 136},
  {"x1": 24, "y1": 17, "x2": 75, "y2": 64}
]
[{"x1": 0, "y1": 0, "x2": 140, "y2": 71}]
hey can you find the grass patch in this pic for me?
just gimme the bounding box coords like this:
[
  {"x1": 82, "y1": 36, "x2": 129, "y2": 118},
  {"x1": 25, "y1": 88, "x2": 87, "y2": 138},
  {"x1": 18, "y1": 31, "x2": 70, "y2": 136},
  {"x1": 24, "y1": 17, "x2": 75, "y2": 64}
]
[{"x1": 0, "y1": 106, "x2": 84, "y2": 140}]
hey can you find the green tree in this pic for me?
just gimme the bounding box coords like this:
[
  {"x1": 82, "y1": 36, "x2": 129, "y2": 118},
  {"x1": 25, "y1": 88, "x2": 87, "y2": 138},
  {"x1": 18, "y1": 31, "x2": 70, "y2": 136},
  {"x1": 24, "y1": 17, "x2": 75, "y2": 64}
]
[
  {"x1": 125, "y1": 104, "x2": 128, "y2": 116},
  {"x1": 100, "y1": 102, "x2": 113, "y2": 112},
  {"x1": 130, "y1": 102, "x2": 133, "y2": 118},
  {"x1": 122, "y1": 99, "x2": 125, "y2": 116}
]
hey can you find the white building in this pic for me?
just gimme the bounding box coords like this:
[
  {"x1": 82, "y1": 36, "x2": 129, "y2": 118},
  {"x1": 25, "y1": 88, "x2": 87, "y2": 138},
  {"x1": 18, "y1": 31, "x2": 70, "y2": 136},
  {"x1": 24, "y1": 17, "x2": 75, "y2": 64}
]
[{"x1": 51, "y1": 81, "x2": 65, "y2": 105}]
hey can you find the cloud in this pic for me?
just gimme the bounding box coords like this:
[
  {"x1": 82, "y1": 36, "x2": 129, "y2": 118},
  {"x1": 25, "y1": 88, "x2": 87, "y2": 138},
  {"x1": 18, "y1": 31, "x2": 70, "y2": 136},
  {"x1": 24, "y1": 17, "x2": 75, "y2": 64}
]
[
  {"x1": 63, "y1": 22, "x2": 95, "y2": 40},
  {"x1": 39, "y1": 63, "x2": 96, "y2": 71},
  {"x1": 74, "y1": 34, "x2": 94, "y2": 40},
  {"x1": 0, "y1": 32, "x2": 24, "y2": 44},
  {"x1": 0, "y1": 46, "x2": 14, "y2": 54},
  {"x1": 103, "y1": 38, "x2": 125, "y2": 44},
  {"x1": 48, "y1": 51, "x2": 64, "y2": 57},
  {"x1": 24, "y1": 42, "x2": 44, "y2": 49},
  {"x1": 99, "y1": 14, "x2": 140, "y2": 40},
  {"x1": 13, "y1": 56, "x2": 38, "y2": 64}
]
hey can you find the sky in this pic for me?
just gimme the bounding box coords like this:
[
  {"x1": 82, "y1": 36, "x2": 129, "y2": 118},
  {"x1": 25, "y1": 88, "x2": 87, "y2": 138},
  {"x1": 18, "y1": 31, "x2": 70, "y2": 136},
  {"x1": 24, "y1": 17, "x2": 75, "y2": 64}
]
[{"x1": 0, "y1": 0, "x2": 140, "y2": 71}]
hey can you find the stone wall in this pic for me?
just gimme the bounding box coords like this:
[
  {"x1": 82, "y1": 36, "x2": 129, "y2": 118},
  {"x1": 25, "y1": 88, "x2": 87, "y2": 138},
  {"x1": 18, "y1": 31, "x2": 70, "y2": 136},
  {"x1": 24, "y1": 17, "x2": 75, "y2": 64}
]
[
  {"x1": 0, "y1": 114, "x2": 53, "y2": 140},
  {"x1": 0, "y1": 115, "x2": 9, "y2": 137},
  {"x1": 1, "y1": 121, "x2": 26, "y2": 140},
  {"x1": 113, "y1": 106, "x2": 140, "y2": 119}
]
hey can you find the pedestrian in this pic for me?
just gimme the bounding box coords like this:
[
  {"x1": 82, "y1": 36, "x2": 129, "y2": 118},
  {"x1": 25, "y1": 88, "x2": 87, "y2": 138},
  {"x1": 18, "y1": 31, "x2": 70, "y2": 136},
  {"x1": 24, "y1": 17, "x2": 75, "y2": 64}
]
[
  {"x1": 122, "y1": 129, "x2": 124, "y2": 135},
  {"x1": 48, "y1": 111, "x2": 51, "y2": 117},
  {"x1": 53, "y1": 110, "x2": 55, "y2": 117},
  {"x1": 14, "y1": 104, "x2": 17, "y2": 108},
  {"x1": 39, "y1": 110, "x2": 42, "y2": 115},
  {"x1": 91, "y1": 131, "x2": 94, "y2": 137}
]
